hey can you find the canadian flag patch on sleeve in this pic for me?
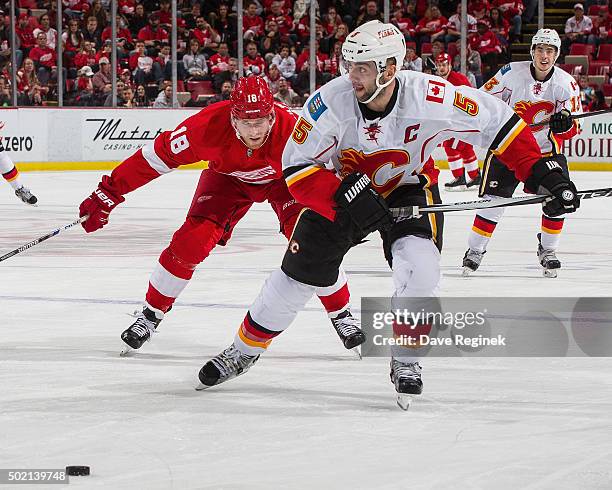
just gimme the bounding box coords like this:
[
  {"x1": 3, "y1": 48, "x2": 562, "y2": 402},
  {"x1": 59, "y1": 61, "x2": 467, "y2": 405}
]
[{"x1": 426, "y1": 80, "x2": 446, "y2": 103}]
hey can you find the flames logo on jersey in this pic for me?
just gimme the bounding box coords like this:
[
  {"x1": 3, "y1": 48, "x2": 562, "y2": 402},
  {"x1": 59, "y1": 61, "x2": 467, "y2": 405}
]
[
  {"x1": 338, "y1": 148, "x2": 411, "y2": 196},
  {"x1": 513, "y1": 100, "x2": 555, "y2": 132}
]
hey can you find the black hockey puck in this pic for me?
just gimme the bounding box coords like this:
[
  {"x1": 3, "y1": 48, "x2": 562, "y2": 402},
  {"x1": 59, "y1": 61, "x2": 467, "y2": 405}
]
[{"x1": 66, "y1": 466, "x2": 90, "y2": 476}]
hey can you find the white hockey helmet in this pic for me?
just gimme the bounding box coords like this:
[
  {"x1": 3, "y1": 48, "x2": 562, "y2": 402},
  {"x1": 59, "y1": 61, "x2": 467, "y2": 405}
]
[
  {"x1": 341, "y1": 20, "x2": 406, "y2": 104},
  {"x1": 531, "y1": 28, "x2": 561, "y2": 63}
]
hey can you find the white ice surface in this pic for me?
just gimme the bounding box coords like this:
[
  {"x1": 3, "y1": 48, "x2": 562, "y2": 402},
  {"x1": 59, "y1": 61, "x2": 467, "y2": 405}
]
[{"x1": 1, "y1": 170, "x2": 612, "y2": 490}]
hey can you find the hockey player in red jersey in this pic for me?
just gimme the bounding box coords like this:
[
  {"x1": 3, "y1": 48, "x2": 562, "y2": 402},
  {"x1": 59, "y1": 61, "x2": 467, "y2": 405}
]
[
  {"x1": 78, "y1": 76, "x2": 364, "y2": 354},
  {"x1": 435, "y1": 53, "x2": 482, "y2": 191}
]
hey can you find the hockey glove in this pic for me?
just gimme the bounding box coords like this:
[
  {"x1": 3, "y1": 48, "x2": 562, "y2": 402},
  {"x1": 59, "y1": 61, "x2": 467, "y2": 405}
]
[
  {"x1": 334, "y1": 172, "x2": 394, "y2": 235},
  {"x1": 79, "y1": 175, "x2": 125, "y2": 233},
  {"x1": 548, "y1": 109, "x2": 573, "y2": 134},
  {"x1": 529, "y1": 155, "x2": 580, "y2": 217}
]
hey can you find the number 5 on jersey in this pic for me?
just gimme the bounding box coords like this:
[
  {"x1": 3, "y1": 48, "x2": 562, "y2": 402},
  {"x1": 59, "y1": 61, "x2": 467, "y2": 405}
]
[{"x1": 292, "y1": 117, "x2": 313, "y2": 144}]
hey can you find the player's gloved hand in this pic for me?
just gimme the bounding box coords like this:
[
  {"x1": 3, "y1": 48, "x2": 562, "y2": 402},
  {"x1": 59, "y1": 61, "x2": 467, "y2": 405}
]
[
  {"x1": 334, "y1": 172, "x2": 394, "y2": 235},
  {"x1": 530, "y1": 155, "x2": 580, "y2": 217},
  {"x1": 548, "y1": 109, "x2": 573, "y2": 134},
  {"x1": 79, "y1": 175, "x2": 125, "y2": 233}
]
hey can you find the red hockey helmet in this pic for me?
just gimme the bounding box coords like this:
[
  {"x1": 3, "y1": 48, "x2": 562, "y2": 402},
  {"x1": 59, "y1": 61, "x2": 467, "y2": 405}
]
[
  {"x1": 436, "y1": 53, "x2": 451, "y2": 64},
  {"x1": 230, "y1": 76, "x2": 275, "y2": 120}
]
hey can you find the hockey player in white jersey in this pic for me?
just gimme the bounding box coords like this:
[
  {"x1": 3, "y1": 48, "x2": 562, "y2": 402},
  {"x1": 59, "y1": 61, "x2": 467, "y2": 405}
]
[
  {"x1": 196, "y1": 21, "x2": 580, "y2": 408},
  {"x1": 463, "y1": 28, "x2": 581, "y2": 277}
]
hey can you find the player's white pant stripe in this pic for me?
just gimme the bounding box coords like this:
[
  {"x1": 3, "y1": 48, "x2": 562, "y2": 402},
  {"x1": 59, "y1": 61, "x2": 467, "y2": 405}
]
[
  {"x1": 149, "y1": 263, "x2": 190, "y2": 298},
  {"x1": 142, "y1": 142, "x2": 172, "y2": 175}
]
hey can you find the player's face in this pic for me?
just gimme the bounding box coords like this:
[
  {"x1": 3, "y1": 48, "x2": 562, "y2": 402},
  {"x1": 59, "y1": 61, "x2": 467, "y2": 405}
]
[
  {"x1": 533, "y1": 45, "x2": 557, "y2": 72},
  {"x1": 436, "y1": 60, "x2": 450, "y2": 78},
  {"x1": 233, "y1": 115, "x2": 274, "y2": 149},
  {"x1": 345, "y1": 61, "x2": 379, "y2": 102}
]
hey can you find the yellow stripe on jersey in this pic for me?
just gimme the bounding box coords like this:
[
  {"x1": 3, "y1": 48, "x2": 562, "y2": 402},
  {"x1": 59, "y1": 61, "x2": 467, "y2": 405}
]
[
  {"x1": 492, "y1": 119, "x2": 527, "y2": 155},
  {"x1": 285, "y1": 165, "x2": 320, "y2": 187}
]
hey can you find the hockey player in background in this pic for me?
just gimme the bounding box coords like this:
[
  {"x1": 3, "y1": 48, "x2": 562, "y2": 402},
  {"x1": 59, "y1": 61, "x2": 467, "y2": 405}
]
[
  {"x1": 196, "y1": 21, "x2": 580, "y2": 407},
  {"x1": 78, "y1": 76, "x2": 365, "y2": 355},
  {"x1": 435, "y1": 53, "x2": 482, "y2": 191},
  {"x1": 0, "y1": 139, "x2": 38, "y2": 205},
  {"x1": 463, "y1": 29, "x2": 581, "y2": 278}
]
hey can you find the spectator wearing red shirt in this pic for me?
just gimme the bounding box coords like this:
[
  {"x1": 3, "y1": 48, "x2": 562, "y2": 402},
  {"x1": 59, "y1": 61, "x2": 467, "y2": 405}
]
[
  {"x1": 415, "y1": 6, "x2": 448, "y2": 46},
  {"x1": 489, "y1": 7, "x2": 510, "y2": 49},
  {"x1": 322, "y1": 5, "x2": 344, "y2": 36},
  {"x1": 266, "y1": 1, "x2": 293, "y2": 37},
  {"x1": 119, "y1": 0, "x2": 136, "y2": 17},
  {"x1": 243, "y1": 41, "x2": 266, "y2": 76},
  {"x1": 61, "y1": 19, "x2": 84, "y2": 70},
  {"x1": 295, "y1": 39, "x2": 333, "y2": 95},
  {"x1": 446, "y1": 3, "x2": 477, "y2": 44},
  {"x1": 155, "y1": 0, "x2": 172, "y2": 30},
  {"x1": 470, "y1": 19, "x2": 501, "y2": 79},
  {"x1": 138, "y1": 14, "x2": 169, "y2": 51},
  {"x1": 322, "y1": 22, "x2": 348, "y2": 55},
  {"x1": 63, "y1": 0, "x2": 90, "y2": 20},
  {"x1": 243, "y1": 1, "x2": 265, "y2": 41},
  {"x1": 192, "y1": 16, "x2": 221, "y2": 54},
  {"x1": 209, "y1": 42, "x2": 230, "y2": 76},
  {"x1": 391, "y1": 7, "x2": 416, "y2": 42},
  {"x1": 468, "y1": 0, "x2": 490, "y2": 20},
  {"x1": 102, "y1": 14, "x2": 134, "y2": 46},
  {"x1": 16, "y1": 13, "x2": 36, "y2": 57},
  {"x1": 492, "y1": 0, "x2": 523, "y2": 42},
  {"x1": 29, "y1": 32, "x2": 57, "y2": 84},
  {"x1": 74, "y1": 41, "x2": 97, "y2": 70}
]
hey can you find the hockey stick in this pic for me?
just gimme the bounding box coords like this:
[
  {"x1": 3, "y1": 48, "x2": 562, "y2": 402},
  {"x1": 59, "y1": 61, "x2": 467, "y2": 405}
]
[
  {"x1": 390, "y1": 187, "x2": 612, "y2": 219},
  {"x1": 529, "y1": 108, "x2": 612, "y2": 127},
  {"x1": 0, "y1": 215, "x2": 88, "y2": 263}
]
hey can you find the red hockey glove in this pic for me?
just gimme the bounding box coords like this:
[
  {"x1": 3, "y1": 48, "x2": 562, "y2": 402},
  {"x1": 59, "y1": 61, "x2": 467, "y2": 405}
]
[{"x1": 79, "y1": 175, "x2": 125, "y2": 233}]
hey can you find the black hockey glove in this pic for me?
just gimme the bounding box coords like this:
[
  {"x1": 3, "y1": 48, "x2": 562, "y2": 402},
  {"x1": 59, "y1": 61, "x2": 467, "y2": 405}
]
[
  {"x1": 528, "y1": 155, "x2": 580, "y2": 217},
  {"x1": 548, "y1": 109, "x2": 573, "y2": 134},
  {"x1": 334, "y1": 172, "x2": 394, "y2": 235}
]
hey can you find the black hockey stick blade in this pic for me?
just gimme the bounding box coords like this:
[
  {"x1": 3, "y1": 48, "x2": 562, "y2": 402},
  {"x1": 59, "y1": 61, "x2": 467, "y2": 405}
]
[
  {"x1": 529, "y1": 108, "x2": 612, "y2": 127},
  {"x1": 0, "y1": 215, "x2": 88, "y2": 263},
  {"x1": 390, "y1": 187, "x2": 612, "y2": 219}
]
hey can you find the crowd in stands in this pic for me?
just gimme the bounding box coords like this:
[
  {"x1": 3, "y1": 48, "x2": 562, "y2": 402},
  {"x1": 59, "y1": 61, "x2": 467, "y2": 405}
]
[{"x1": 0, "y1": 0, "x2": 610, "y2": 110}]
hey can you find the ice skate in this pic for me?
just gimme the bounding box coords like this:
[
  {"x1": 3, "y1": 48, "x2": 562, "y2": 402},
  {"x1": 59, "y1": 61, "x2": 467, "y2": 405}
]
[
  {"x1": 466, "y1": 171, "x2": 482, "y2": 190},
  {"x1": 331, "y1": 310, "x2": 366, "y2": 358},
  {"x1": 537, "y1": 233, "x2": 561, "y2": 278},
  {"x1": 15, "y1": 186, "x2": 38, "y2": 205},
  {"x1": 196, "y1": 344, "x2": 259, "y2": 390},
  {"x1": 120, "y1": 305, "x2": 164, "y2": 356},
  {"x1": 444, "y1": 174, "x2": 467, "y2": 191},
  {"x1": 390, "y1": 359, "x2": 422, "y2": 410},
  {"x1": 462, "y1": 248, "x2": 486, "y2": 276}
]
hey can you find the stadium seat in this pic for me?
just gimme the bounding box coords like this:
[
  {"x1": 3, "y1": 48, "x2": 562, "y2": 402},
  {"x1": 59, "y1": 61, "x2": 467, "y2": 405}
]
[
  {"x1": 588, "y1": 60, "x2": 609, "y2": 75},
  {"x1": 588, "y1": 75, "x2": 606, "y2": 88},
  {"x1": 406, "y1": 41, "x2": 416, "y2": 52},
  {"x1": 421, "y1": 42, "x2": 433, "y2": 55},
  {"x1": 597, "y1": 44, "x2": 612, "y2": 61},
  {"x1": 187, "y1": 80, "x2": 215, "y2": 100},
  {"x1": 569, "y1": 43, "x2": 594, "y2": 57},
  {"x1": 564, "y1": 55, "x2": 589, "y2": 73},
  {"x1": 602, "y1": 83, "x2": 612, "y2": 96},
  {"x1": 588, "y1": 5, "x2": 607, "y2": 15}
]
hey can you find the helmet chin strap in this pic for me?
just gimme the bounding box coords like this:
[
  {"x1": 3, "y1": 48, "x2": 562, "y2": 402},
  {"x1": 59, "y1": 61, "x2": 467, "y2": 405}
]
[{"x1": 360, "y1": 70, "x2": 394, "y2": 105}]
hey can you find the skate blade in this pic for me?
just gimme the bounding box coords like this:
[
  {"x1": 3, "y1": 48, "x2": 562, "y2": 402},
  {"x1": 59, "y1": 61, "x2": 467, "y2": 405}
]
[
  {"x1": 543, "y1": 268, "x2": 558, "y2": 278},
  {"x1": 444, "y1": 186, "x2": 467, "y2": 192},
  {"x1": 462, "y1": 267, "x2": 474, "y2": 277},
  {"x1": 352, "y1": 346, "x2": 362, "y2": 360},
  {"x1": 119, "y1": 342, "x2": 134, "y2": 356},
  {"x1": 396, "y1": 393, "x2": 417, "y2": 411},
  {"x1": 195, "y1": 382, "x2": 212, "y2": 391}
]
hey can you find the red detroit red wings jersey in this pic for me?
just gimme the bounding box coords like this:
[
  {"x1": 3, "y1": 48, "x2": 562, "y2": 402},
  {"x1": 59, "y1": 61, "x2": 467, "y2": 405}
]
[
  {"x1": 445, "y1": 70, "x2": 472, "y2": 87},
  {"x1": 108, "y1": 100, "x2": 298, "y2": 195}
]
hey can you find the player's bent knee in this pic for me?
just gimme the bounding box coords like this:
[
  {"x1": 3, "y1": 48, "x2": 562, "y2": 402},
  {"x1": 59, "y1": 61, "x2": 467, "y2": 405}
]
[
  {"x1": 392, "y1": 236, "x2": 441, "y2": 297},
  {"x1": 477, "y1": 194, "x2": 507, "y2": 222},
  {"x1": 168, "y1": 216, "x2": 225, "y2": 267}
]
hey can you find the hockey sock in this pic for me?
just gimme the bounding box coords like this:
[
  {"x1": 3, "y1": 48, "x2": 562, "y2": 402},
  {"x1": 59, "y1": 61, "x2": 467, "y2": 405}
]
[
  {"x1": 1, "y1": 165, "x2": 23, "y2": 191},
  {"x1": 468, "y1": 214, "x2": 498, "y2": 252},
  {"x1": 447, "y1": 151, "x2": 464, "y2": 178},
  {"x1": 540, "y1": 215, "x2": 564, "y2": 250},
  {"x1": 146, "y1": 217, "x2": 224, "y2": 312},
  {"x1": 234, "y1": 269, "x2": 315, "y2": 356},
  {"x1": 314, "y1": 268, "x2": 350, "y2": 318},
  {"x1": 463, "y1": 153, "x2": 480, "y2": 181}
]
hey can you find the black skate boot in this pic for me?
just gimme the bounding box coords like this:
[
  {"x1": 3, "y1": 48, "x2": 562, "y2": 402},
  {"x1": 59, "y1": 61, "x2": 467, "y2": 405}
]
[
  {"x1": 466, "y1": 171, "x2": 482, "y2": 189},
  {"x1": 390, "y1": 358, "x2": 423, "y2": 410},
  {"x1": 537, "y1": 233, "x2": 561, "y2": 278},
  {"x1": 462, "y1": 248, "x2": 486, "y2": 276},
  {"x1": 444, "y1": 174, "x2": 467, "y2": 191},
  {"x1": 196, "y1": 344, "x2": 260, "y2": 390},
  {"x1": 15, "y1": 186, "x2": 38, "y2": 205},
  {"x1": 120, "y1": 305, "x2": 164, "y2": 355},
  {"x1": 331, "y1": 310, "x2": 366, "y2": 356}
]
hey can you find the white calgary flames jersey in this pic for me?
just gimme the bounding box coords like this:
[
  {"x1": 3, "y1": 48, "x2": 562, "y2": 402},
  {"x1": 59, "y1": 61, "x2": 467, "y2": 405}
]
[
  {"x1": 481, "y1": 61, "x2": 582, "y2": 153},
  {"x1": 283, "y1": 70, "x2": 528, "y2": 198}
]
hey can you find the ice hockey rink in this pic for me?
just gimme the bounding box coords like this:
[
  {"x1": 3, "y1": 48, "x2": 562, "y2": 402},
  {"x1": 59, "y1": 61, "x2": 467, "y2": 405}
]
[{"x1": 1, "y1": 170, "x2": 611, "y2": 489}]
